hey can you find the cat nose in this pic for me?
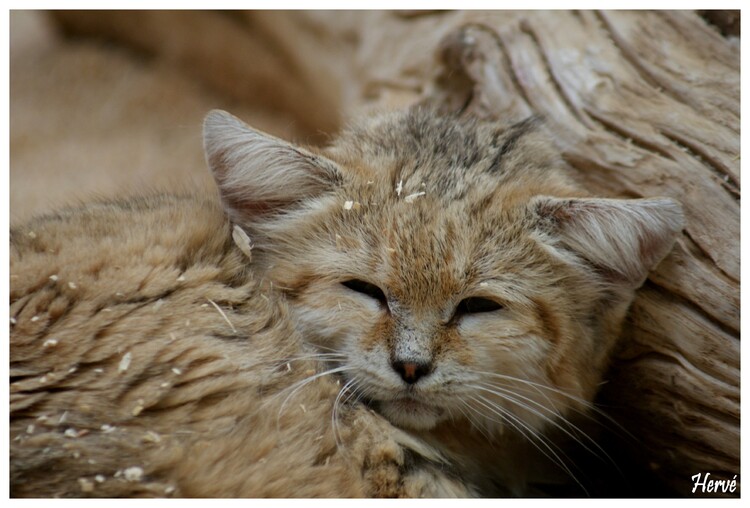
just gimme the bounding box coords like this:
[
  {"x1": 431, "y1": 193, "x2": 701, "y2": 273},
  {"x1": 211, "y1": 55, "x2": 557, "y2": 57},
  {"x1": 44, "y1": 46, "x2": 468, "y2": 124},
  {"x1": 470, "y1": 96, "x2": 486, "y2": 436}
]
[{"x1": 391, "y1": 360, "x2": 432, "y2": 384}]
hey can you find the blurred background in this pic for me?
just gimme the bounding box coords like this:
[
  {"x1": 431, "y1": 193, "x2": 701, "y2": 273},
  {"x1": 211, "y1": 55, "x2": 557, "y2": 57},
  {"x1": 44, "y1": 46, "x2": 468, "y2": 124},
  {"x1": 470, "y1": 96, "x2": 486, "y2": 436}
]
[
  {"x1": 10, "y1": 10, "x2": 383, "y2": 222},
  {"x1": 11, "y1": 12, "x2": 305, "y2": 222}
]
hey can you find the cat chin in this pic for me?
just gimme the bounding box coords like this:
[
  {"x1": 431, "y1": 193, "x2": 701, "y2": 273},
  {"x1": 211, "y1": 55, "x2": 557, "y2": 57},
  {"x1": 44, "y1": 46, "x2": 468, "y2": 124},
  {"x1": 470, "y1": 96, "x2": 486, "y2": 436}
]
[{"x1": 377, "y1": 398, "x2": 447, "y2": 431}]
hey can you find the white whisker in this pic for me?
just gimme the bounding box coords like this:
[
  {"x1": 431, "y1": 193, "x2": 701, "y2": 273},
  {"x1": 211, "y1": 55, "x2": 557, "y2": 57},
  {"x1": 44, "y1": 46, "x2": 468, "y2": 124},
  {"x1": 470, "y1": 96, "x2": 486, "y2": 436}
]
[
  {"x1": 469, "y1": 393, "x2": 588, "y2": 496},
  {"x1": 468, "y1": 369, "x2": 636, "y2": 442},
  {"x1": 332, "y1": 378, "x2": 358, "y2": 450},
  {"x1": 307, "y1": 342, "x2": 344, "y2": 354},
  {"x1": 278, "y1": 352, "x2": 347, "y2": 364},
  {"x1": 470, "y1": 382, "x2": 619, "y2": 473},
  {"x1": 273, "y1": 365, "x2": 353, "y2": 427},
  {"x1": 456, "y1": 399, "x2": 493, "y2": 441}
]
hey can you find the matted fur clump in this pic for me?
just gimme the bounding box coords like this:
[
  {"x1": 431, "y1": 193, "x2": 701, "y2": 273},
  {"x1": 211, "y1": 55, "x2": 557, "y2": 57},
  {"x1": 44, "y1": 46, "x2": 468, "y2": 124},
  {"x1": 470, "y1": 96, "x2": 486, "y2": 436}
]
[
  {"x1": 9, "y1": 194, "x2": 467, "y2": 497},
  {"x1": 11, "y1": 107, "x2": 683, "y2": 497}
]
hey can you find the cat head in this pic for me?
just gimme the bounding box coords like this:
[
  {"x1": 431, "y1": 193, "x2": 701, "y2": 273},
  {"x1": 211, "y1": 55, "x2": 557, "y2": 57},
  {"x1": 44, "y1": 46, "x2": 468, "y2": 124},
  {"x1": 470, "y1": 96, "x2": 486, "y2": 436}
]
[{"x1": 204, "y1": 109, "x2": 683, "y2": 434}]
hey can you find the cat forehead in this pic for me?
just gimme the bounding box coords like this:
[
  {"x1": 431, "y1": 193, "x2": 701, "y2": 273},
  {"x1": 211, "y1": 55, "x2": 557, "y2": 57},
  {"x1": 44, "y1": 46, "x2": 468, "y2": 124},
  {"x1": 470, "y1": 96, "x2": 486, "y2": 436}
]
[
  {"x1": 325, "y1": 109, "x2": 559, "y2": 194},
  {"x1": 316, "y1": 112, "x2": 568, "y2": 259},
  {"x1": 321, "y1": 192, "x2": 544, "y2": 291}
]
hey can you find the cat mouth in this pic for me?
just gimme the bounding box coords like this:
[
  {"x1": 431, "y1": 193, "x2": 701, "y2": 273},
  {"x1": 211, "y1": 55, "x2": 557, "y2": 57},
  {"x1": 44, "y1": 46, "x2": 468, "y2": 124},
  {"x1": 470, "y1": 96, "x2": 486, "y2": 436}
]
[
  {"x1": 377, "y1": 395, "x2": 447, "y2": 430},
  {"x1": 390, "y1": 396, "x2": 436, "y2": 412}
]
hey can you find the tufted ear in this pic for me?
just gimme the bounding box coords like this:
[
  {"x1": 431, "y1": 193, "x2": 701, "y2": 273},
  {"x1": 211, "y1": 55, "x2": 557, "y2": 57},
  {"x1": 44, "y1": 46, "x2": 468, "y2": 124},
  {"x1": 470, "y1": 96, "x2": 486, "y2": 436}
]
[
  {"x1": 203, "y1": 110, "x2": 343, "y2": 225},
  {"x1": 531, "y1": 196, "x2": 684, "y2": 287}
]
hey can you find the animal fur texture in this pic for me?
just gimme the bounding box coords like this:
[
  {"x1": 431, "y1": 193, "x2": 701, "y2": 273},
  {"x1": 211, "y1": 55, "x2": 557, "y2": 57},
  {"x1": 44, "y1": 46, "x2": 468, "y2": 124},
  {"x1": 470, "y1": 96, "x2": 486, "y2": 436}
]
[{"x1": 10, "y1": 107, "x2": 684, "y2": 497}]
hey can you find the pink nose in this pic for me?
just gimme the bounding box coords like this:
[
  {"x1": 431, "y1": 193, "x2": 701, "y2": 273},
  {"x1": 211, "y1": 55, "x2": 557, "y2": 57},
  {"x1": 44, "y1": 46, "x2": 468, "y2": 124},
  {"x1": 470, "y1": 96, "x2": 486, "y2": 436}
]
[{"x1": 391, "y1": 361, "x2": 431, "y2": 384}]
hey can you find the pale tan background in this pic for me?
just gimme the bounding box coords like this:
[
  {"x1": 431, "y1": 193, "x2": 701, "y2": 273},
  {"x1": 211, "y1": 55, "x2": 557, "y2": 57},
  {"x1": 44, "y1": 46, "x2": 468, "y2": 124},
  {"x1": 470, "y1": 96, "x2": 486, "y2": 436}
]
[{"x1": 10, "y1": 11, "x2": 306, "y2": 223}]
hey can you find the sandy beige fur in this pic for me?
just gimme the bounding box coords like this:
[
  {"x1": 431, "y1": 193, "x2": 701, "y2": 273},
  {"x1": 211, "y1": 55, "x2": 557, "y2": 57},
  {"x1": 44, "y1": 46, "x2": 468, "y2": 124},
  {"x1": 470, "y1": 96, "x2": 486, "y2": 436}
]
[
  {"x1": 10, "y1": 107, "x2": 683, "y2": 497},
  {"x1": 10, "y1": 194, "x2": 470, "y2": 497}
]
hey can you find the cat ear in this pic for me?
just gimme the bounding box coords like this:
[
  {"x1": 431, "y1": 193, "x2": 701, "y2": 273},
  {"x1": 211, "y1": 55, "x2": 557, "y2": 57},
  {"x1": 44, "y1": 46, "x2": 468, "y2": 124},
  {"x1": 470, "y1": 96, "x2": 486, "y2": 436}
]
[
  {"x1": 203, "y1": 110, "x2": 343, "y2": 224},
  {"x1": 531, "y1": 196, "x2": 684, "y2": 287}
]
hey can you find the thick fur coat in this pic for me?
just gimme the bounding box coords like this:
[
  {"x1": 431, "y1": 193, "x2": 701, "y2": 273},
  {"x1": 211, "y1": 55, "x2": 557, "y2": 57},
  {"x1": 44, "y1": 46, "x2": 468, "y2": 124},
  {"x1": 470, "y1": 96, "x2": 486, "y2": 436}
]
[
  {"x1": 10, "y1": 108, "x2": 683, "y2": 497},
  {"x1": 10, "y1": 194, "x2": 469, "y2": 497}
]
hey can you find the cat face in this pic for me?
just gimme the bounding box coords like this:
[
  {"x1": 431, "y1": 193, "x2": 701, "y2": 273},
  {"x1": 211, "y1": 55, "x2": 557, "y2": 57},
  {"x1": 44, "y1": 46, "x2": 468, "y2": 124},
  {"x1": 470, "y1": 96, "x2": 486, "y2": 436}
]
[
  {"x1": 204, "y1": 109, "x2": 683, "y2": 435},
  {"x1": 283, "y1": 207, "x2": 575, "y2": 432}
]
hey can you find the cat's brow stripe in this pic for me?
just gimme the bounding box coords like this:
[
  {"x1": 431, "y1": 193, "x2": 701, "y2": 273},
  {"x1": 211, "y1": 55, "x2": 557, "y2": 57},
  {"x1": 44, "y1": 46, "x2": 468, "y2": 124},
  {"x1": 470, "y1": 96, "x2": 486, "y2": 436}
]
[
  {"x1": 489, "y1": 117, "x2": 540, "y2": 174},
  {"x1": 531, "y1": 297, "x2": 562, "y2": 344}
]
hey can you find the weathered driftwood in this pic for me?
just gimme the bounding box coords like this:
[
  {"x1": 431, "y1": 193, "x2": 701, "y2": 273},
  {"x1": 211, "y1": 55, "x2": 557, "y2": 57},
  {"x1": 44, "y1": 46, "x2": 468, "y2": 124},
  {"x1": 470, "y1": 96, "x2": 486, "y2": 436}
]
[{"x1": 50, "y1": 10, "x2": 740, "y2": 495}]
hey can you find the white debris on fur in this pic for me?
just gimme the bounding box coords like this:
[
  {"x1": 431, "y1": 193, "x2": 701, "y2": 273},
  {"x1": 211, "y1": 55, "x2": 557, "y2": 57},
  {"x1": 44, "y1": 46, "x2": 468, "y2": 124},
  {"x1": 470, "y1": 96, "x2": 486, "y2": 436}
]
[
  {"x1": 43, "y1": 339, "x2": 59, "y2": 348},
  {"x1": 49, "y1": 274, "x2": 59, "y2": 282},
  {"x1": 396, "y1": 179, "x2": 403, "y2": 196},
  {"x1": 78, "y1": 478, "x2": 95, "y2": 493},
  {"x1": 232, "y1": 225, "x2": 254, "y2": 261},
  {"x1": 343, "y1": 200, "x2": 354, "y2": 210},
  {"x1": 68, "y1": 282, "x2": 77, "y2": 290},
  {"x1": 143, "y1": 430, "x2": 162, "y2": 443},
  {"x1": 131, "y1": 399, "x2": 145, "y2": 416},
  {"x1": 176, "y1": 275, "x2": 186, "y2": 282},
  {"x1": 100, "y1": 424, "x2": 116, "y2": 433},
  {"x1": 171, "y1": 367, "x2": 182, "y2": 375},
  {"x1": 118, "y1": 352, "x2": 132, "y2": 373},
  {"x1": 404, "y1": 191, "x2": 426, "y2": 203},
  {"x1": 123, "y1": 466, "x2": 144, "y2": 482}
]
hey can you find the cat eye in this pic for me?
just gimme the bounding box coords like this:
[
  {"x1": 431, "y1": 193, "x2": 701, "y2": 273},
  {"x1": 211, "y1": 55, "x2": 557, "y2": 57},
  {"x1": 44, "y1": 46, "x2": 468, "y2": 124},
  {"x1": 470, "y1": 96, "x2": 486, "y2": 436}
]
[
  {"x1": 454, "y1": 297, "x2": 503, "y2": 316},
  {"x1": 341, "y1": 279, "x2": 388, "y2": 305}
]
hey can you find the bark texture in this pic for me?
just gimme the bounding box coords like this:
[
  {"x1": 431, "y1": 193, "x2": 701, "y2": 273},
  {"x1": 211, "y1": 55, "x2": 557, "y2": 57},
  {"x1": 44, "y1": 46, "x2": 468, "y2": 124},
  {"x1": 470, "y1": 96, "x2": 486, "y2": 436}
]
[{"x1": 44, "y1": 10, "x2": 742, "y2": 496}]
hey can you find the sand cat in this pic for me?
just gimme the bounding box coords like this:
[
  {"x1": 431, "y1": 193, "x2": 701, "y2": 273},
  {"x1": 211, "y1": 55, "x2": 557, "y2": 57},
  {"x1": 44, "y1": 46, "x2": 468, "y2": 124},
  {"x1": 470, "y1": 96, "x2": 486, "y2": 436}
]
[{"x1": 9, "y1": 107, "x2": 683, "y2": 497}]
